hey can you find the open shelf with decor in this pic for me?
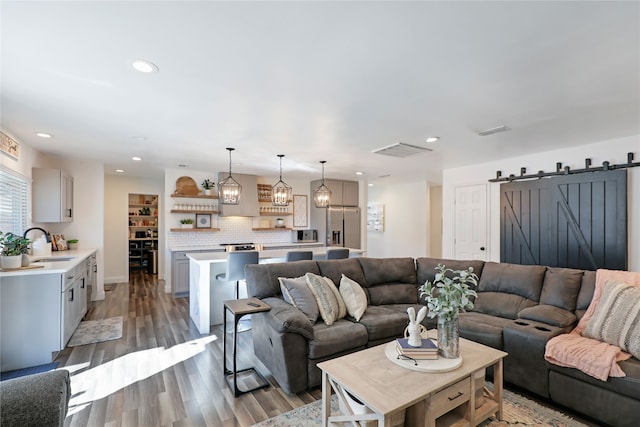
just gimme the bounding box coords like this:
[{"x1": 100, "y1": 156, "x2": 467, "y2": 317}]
[
  {"x1": 252, "y1": 227, "x2": 292, "y2": 231},
  {"x1": 169, "y1": 227, "x2": 220, "y2": 232}
]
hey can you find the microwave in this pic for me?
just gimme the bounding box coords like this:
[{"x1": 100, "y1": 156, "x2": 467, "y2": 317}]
[{"x1": 292, "y1": 229, "x2": 318, "y2": 243}]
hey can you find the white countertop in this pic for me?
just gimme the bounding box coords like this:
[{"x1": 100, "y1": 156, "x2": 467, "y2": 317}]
[
  {"x1": 169, "y1": 241, "x2": 324, "y2": 252},
  {"x1": 187, "y1": 247, "x2": 364, "y2": 263},
  {"x1": 0, "y1": 249, "x2": 97, "y2": 277}
]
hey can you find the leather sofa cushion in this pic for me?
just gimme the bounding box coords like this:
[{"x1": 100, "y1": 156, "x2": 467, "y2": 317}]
[
  {"x1": 246, "y1": 261, "x2": 320, "y2": 299},
  {"x1": 357, "y1": 305, "x2": 411, "y2": 342},
  {"x1": 518, "y1": 304, "x2": 577, "y2": 328},
  {"x1": 474, "y1": 262, "x2": 546, "y2": 319},
  {"x1": 358, "y1": 257, "x2": 418, "y2": 305},
  {"x1": 416, "y1": 257, "x2": 485, "y2": 288},
  {"x1": 540, "y1": 267, "x2": 583, "y2": 311},
  {"x1": 317, "y1": 258, "x2": 366, "y2": 288},
  {"x1": 576, "y1": 270, "x2": 596, "y2": 320},
  {"x1": 548, "y1": 356, "x2": 640, "y2": 401},
  {"x1": 458, "y1": 312, "x2": 515, "y2": 349},
  {"x1": 473, "y1": 292, "x2": 537, "y2": 320},
  {"x1": 358, "y1": 257, "x2": 417, "y2": 287},
  {"x1": 308, "y1": 319, "x2": 368, "y2": 359}
]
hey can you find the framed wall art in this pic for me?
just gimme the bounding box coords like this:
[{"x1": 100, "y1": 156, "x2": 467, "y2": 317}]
[
  {"x1": 1, "y1": 132, "x2": 20, "y2": 160},
  {"x1": 293, "y1": 194, "x2": 308, "y2": 227},
  {"x1": 195, "y1": 213, "x2": 212, "y2": 229}
]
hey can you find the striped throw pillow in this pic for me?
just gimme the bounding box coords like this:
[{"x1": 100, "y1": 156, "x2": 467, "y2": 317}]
[
  {"x1": 582, "y1": 280, "x2": 640, "y2": 359},
  {"x1": 305, "y1": 273, "x2": 346, "y2": 326}
]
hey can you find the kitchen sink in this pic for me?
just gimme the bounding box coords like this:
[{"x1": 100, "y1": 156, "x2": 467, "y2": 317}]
[{"x1": 34, "y1": 257, "x2": 75, "y2": 262}]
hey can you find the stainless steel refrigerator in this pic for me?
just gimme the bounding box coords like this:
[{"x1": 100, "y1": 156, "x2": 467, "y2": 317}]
[{"x1": 327, "y1": 206, "x2": 361, "y2": 248}]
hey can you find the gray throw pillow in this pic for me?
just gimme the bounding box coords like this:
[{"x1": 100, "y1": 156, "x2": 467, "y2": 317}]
[{"x1": 279, "y1": 276, "x2": 319, "y2": 324}]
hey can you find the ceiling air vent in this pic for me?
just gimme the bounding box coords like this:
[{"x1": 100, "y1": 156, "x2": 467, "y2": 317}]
[
  {"x1": 477, "y1": 125, "x2": 510, "y2": 136},
  {"x1": 372, "y1": 143, "x2": 432, "y2": 158}
]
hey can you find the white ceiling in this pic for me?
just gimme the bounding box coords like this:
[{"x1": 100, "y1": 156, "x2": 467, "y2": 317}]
[{"x1": 2, "y1": 1, "x2": 639, "y2": 184}]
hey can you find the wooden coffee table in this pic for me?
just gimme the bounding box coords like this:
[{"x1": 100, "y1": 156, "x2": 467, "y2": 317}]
[{"x1": 318, "y1": 331, "x2": 507, "y2": 427}]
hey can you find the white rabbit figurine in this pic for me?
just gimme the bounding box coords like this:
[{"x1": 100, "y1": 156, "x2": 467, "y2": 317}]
[{"x1": 407, "y1": 306, "x2": 428, "y2": 347}]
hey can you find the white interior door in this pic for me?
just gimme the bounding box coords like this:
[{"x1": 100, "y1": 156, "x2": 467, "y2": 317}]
[{"x1": 454, "y1": 184, "x2": 488, "y2": 260}]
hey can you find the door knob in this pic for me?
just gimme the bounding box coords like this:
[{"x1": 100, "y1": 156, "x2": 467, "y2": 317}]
[{"x1": 480, "y1": 247, "x2": 485, "y2": 251}]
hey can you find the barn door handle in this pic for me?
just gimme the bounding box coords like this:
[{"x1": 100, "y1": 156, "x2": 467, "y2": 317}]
[{"x1": 480, "y1": 247, "x2": 485, "y2": 251}]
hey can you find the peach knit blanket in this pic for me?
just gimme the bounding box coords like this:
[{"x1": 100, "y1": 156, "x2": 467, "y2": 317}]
[{"x1": 544, "y1": 269, "x2": 640, "y2": 381}]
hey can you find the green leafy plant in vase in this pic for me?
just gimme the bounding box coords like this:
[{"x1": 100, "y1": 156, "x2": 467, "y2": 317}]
[
  {"x1": 0, "y1": 231, "x2": 31, "y2": 269},
  {"x1": 180, "y1": 218, "x2": 194, "y2": 229},
  {"x1": 201, "y1": 179, "x2": 215, "y2": 195},
  {"x1": 419, "y1": 264, "x2": 478, "y2": 358}
]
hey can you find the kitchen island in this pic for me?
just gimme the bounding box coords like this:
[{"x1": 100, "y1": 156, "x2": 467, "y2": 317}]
[
  {"x1": 187, "y1": 247, "x2": 364, "y2": 334},
  {"x1": 0, "y1": 249, "x2": 97, "y2": 371}
]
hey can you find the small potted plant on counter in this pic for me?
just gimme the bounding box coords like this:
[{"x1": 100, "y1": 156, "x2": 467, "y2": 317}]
[
  {"x1": 180, "y1": 218, "x2": 194, "y2": 229},
  {"x1": 0, "y1": 231, "x2": 31, "y2": 269},
  {"x1": 67, "y1": 239, "x2": 79, "y2": 250},
  {"x1": 201, "y1": 179, "x2": 215, "y2": 195}
]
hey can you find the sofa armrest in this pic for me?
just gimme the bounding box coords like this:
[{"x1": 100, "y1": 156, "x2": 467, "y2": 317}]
[
  {"x1": 0, "y1": 369, "x2": 70, "y2": 427},
  {"x1": 262, "y1": 297, "x2": 314, "y2": 340},
  {"x1": 518, "y1": 304, "x2": 577, "y2": 328}
]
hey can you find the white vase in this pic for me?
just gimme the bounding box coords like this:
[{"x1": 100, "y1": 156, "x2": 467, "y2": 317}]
[
  {"x1": 204, "y1": 189, "x2": 212, "y2": 196},
  {"x1": 22, "y1": 254, "x2": 31, "y2": 267},
  {"x1": 1, "y1": 255, "x2": 22, "y2": 269},
  {"x1": 181, "y1": 224, "x2": 193, "y2": 229}
]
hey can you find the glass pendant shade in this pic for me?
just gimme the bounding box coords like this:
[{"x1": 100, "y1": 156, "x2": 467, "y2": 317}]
[
  {"x1": 218, "y1": 147, "x2": 242, "y2": 205},
  {"x1": 272, "y1": 154, "x2": 293, "y2": 206},
  {"x1": 313, "y1": 161, "x2": 332, "y2": 208}
]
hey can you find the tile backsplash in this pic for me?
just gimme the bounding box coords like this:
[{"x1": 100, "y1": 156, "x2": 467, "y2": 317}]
[{"x1": 167, "y1": 216, "x2": 295, "y2": 248}]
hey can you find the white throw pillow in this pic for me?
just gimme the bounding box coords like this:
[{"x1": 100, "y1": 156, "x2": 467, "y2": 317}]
[{"x1": 339, "y1": 274, "x2": 368, "y2": 321}]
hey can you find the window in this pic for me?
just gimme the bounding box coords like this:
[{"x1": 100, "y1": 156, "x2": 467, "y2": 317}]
[{"x1": 0, "y1": 167, "x2": 29, "y2": 234}]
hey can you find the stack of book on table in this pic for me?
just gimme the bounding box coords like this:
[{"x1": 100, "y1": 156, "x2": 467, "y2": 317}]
[{"x1": 395, "y1": 337, "x2": 438, "y2": 360}]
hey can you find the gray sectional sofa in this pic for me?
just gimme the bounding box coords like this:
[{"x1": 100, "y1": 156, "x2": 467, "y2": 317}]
[{"x1": 245, "y1": 256, "x2": 640, "y2": 427}]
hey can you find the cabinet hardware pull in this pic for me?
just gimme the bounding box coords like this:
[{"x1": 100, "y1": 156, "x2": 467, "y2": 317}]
[
  {"x1": 67, "y1": 275, "x2": 74, "y2": 280},
  {"x1": 448, "y1": 391, "x2": 464, "y2": 401},
  {"x1": 69, "y1": 288, "x2": 74, "y2": 302}
]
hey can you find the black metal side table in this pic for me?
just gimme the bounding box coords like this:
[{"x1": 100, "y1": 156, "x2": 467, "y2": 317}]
[{"x1": 223, "y1": 297, "x2": 271, "y2": 397}]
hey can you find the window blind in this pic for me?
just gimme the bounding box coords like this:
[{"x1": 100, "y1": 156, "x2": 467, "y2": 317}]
[{"x1": 0, "y1": 167, "x2": 29, "y2": 234}]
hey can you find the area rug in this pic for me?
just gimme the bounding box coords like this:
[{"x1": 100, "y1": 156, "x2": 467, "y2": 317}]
[
  {"x1": 1, "y1": 362, "x2": 59, "y2": 381},
  {"x1": 67, "y1": 316, "x2": 123, "y2": 347},
  {"x1": 251, "y1": 385, "x2": 588, "y2": 427}
]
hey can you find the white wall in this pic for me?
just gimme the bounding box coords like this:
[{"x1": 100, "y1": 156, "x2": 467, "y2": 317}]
[
  {"x1": 104, "y1": 175, "x2": 163, "y2": 284},
  {"x1": 366, "y1": 181, "x2": 431, "y2": 258},
  {"x1": 442, "y1": 135, "x2": 640, "y2": 271}
]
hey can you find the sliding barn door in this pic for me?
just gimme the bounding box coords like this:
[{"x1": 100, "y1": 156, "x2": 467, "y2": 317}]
[{"x1": 500, "y1": 170, "x2": 627, "y2": 270}]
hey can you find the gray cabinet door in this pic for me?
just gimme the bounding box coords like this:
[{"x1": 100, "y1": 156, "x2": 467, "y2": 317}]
[
  {"x1": 172, "y1": 255, "x2": 190, "y2": 297},
  {"x1": 342, "y1": 181, "x2": 359, "y2": 206},
  {"x1": 325, "y1": 179, "x2": 343, "y2": 206}
]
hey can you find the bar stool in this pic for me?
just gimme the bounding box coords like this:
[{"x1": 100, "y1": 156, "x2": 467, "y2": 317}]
[
  {"x1": 326, "y1": 248, "x2": 349, "y2": 260},
  {"x1": 216, "y1": 251, "x2": 259, "y2": 299},
  {"x1": 285, "y1": 251, "x2": 313, "y2": 262},
  {"x1": 216, "y1": 251, "x2": 259, "y2": 331}
]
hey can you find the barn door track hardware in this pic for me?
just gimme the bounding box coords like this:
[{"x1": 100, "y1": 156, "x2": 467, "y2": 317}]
[{"x1": 489, "y1": 152, "x2": 639, "y2": 183}]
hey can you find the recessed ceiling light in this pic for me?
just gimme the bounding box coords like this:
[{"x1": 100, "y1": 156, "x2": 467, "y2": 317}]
[
  {"x1": 36, "y1": 132, "x2": 53, "y2": 138},
  {"x1": 178, "y1": 163, "x2": 189, "y2": 168},
  {"x1": 368, "y1": 183, "x2": 374, "y2": 187},
  {"x1": 131, "y1": 59, "x2": 159, "y2": 73},
  {"x1": 115, "y1": 169, "x2": 125, "y2": 173},
  {"x1": 132, "y1": 136, "x2": 147, "y2": 141},
  {"x1": 356, "y1": 171, "x2": 364, "y2": 176},
  {"x1": 132, "y1": 156, "x2": 142, "y2": 161},
  {"x1": 425, "y1": 136, "x2": 440, "y2": 143}
]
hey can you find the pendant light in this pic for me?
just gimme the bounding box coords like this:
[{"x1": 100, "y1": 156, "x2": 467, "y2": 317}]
[
  {"x1": 313, "y1": 160, "x2": 331, "y2": 208},
  {"x1": 218, "y1": 147, "x2": 242, "y2": 205},
  {"x1": 272, "y1": 154, "x2": 293, "y2": 206}
]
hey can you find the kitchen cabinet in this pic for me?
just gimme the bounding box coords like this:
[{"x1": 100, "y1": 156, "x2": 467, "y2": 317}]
[
  {"x1": 32, "y1": 168, "x2": 73, "y2": 222},
  {"x1": 218, "y1": 173, "x2": 259, "y2": 217},
  {"x1": 0, "y1": 253, "x2": 92, "y2": 371},
  {"x1": 172, "y1": 251, "x2": 191, "y2": 297},
  {"x1": 62, "y1": 262, "x2": 87, "y2": 347},
  {"x1": 311, "y1": 179, "x2": 359, "y2": 207}
]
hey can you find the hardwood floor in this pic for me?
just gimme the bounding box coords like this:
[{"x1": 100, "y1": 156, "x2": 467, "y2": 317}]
[{"x1": 58, "y1": 271, "x2": 320, "y2": 427}]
